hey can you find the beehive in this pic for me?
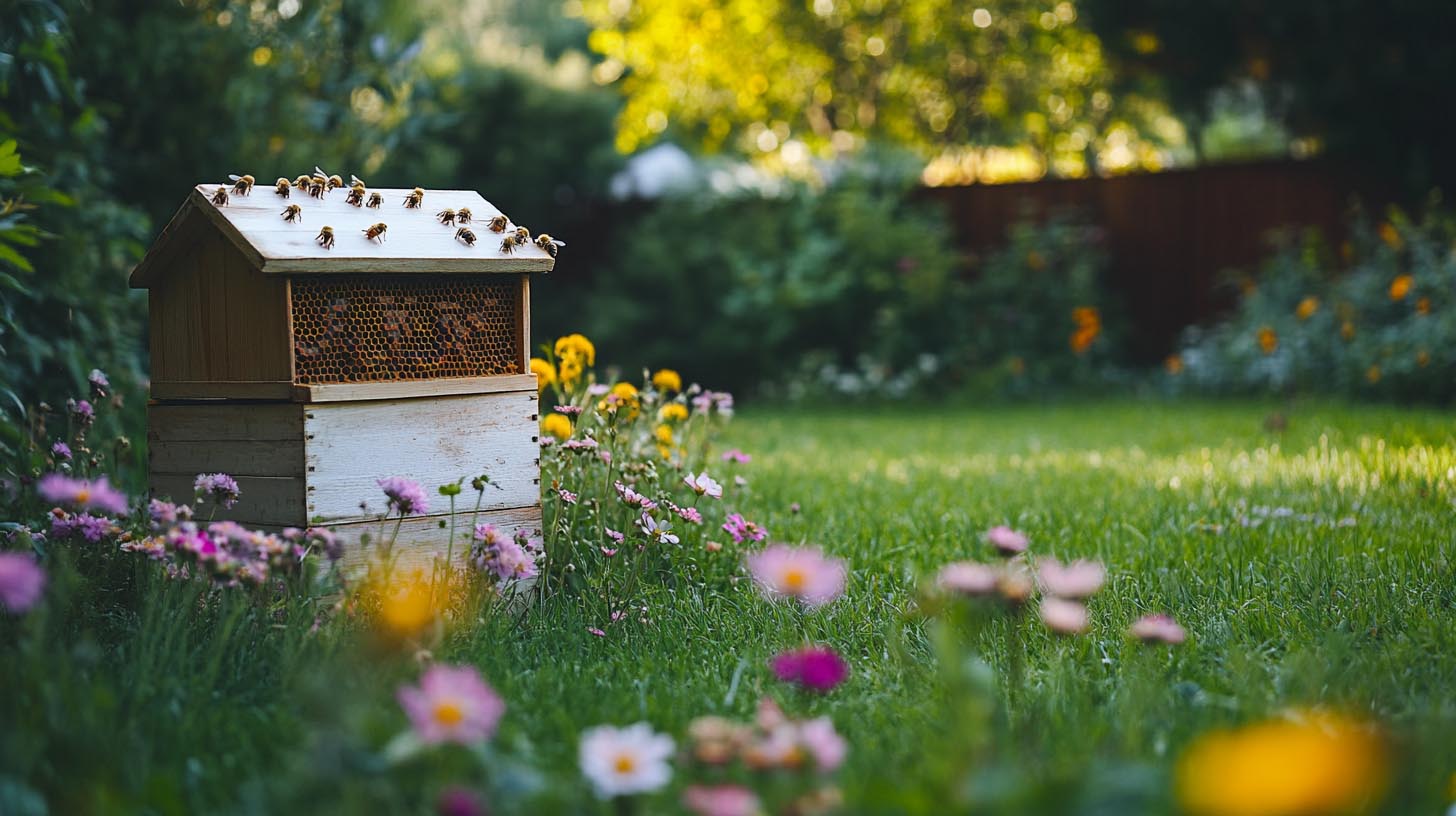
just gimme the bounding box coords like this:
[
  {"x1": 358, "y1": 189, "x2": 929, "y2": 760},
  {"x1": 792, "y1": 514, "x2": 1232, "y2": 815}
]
[{"x1": 130, "y1": 183, "x2": 554, "y2": 565}]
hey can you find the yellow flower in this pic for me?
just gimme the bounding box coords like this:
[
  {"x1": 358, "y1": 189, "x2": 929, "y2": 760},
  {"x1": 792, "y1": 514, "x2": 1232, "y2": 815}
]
[
  {"x1": 654, "y1": 424, "x2": 674, "y2": 445},
  {"x1": 1165, "y1": 354, "x2": 1184, "y2": 375},
  {"x1": 1416, "y1": 296, "x2": 1431, "y2": 315},
  {"x1": 651, "y1": 368, "x2": 683, "y2": 393},
  {"x1": 659, "y1": 403, "x2": 689, "y2": 423},
  {"x1": 1378, "y1": 221, "x2": 1402, "y2": 251},
  {"x1": 559, "y1": 356, "x2": 584, "y2": 389},
  {"x1": 541, "y1": 413, "x2": 573, "y2": 440},
  {"x1": 1365, "y1": 365, "x2": 1381, "y2": 384},
  {"x1": 378, "y1": 576, "x2": 435, "y2": 637},
  {"x1": 1295, "y1": 297, "x2": 1319, "y2": 321},
  {"x1": 1416, "y1": 350, "x2": 1430, "y2": 368},
  {"x1": 553, "y1": 333, "x2": 596, "y2": 366},
  {"x1": 1388, "y1": 275, "x2": 1412, "y2": 301},
  {"x1": 597, "y1": 382, "x2": 640, "y2": 420},
  {"x1": 1176, "y1": 710, "x2": 1388, "y2": 816},
  {"x1": 530, "y1": 357, "x2": 555, "y2": 391},
  {"x1": 1257, "y1": 327, "x2": 1278, "y2": 355},
  {"x1": 1340, "y1": 321, "x2": 1356, "y2": 341}
]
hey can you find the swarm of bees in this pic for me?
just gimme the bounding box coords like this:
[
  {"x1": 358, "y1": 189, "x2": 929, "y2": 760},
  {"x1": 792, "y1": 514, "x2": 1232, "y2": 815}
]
[
  {"x1": 316, "y1": 226, "x2": 335, "y2": 250},
  {"x1": 455, "y1": 227, "x2": 477, "y2": 246},
  {"x1": 403, "y1": 187, "x2": 425, "y2": 209},
  {"x1": 228, "y1": 174, "x2": 255, "y2": 195},
  {"x1": 363, "y1": 222, "x2": 388, "y2": 243},
  {"x1": 282, "y1": 204, "x2": 302, "y2": 223},
  {"x1": 436, "y1": 208, "x2": 457, "y2": 226}
]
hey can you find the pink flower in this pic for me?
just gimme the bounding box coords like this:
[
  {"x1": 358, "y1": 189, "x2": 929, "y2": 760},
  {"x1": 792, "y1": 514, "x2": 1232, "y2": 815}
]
[
  {"x1": 378, "y1": 476, "x2": 429, "y2": 516},
  {"x1": 554, "y1": 404, "x2": 584, "y2": 416},
  {"x1": 720, "y1": 449, "x2": 752, "y2": 464},
  {"x1": 771, "y1": 646, "x2": 849, "y2": 692},
  {"x1": 0, "y1": 552, "x2": 46, "y2": 614},
  {"x1": 69, "y1": 399, "x2": 94, "y2": 422},
  {"x1": 436, "y1": 787, "x2": 488, "y2": 816},
  {"x1": 396, "y1": 664, "x2": 505, "y2": 745},
  {"x1": 579, "y1": 722, "x2": 675, "y2": 798},
  {"x1": 605, "y1": 528, "x2": 625, "y2": 544},
  {"x1": 194, "y1": 472, "x2": 241, "y2": 508},
  {"x1": 588, "y1": 627, "x2": 607, "y2": 637},
  {"x1": 683, "y1": 472, "x2": 723, "y2": 499},
  {"x1": 986, "y1": 525, "x2": 1028, "y2": 556},
  {"x1": 614, "y1": 481, "x2": 657, "y2": 510},
  {"x1": 50, "y1": 511, "x2": 117, "y2": 542},
  {"x1": 746, "y1": 545, "x2": 846, "y2": 608},
  {"x1": 558, "y1": 488, "x2": 578, "y2": 504},
  {"x1": 1129, "y1": 613, "x2": 1187, "y2": 645},
  {"x1": 721, "y1": 513, "x2": 766, "y2": 544},
  {"x1": 1037, "y1": 558, "x2": 1106, "y2": 598},
  {"x1": 1040, "y1": 597, "x2": 1090, "y2": 635},
  {"x1": 799, "y1": 716, "x2": 848, "y2": 772},
  {"x1": 936, "y1": 561, "x2": 1000, "y2": 596},
  {"x1": 37, "y1": 474, "x2": 128, "y2": 515},
  {"x1": 683, "y1": 785, "x2": 760, "y2": 816}
]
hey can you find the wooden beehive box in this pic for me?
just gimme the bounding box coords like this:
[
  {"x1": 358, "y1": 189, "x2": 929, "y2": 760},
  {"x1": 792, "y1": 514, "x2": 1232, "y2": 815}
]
[{"x1": 130, "y1": 183, "x2": 554, "y2": 565}]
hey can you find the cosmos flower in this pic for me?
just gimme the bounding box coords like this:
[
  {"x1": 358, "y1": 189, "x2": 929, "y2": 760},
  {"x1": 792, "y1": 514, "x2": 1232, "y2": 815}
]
[
  {"x1": 0, "y1": 552, "x2": 46, "y2": 614},
  {"x1": 579, "y1": 722, "x2": 675, "y2": 799},
  {"x1": 746, "y1": 545, "x2": 846, "y2": 608},
  {"x1": 1130, "y1": 613, "x2": 1187, "y2": 645},
  {"x1": 722, "y1": 513, "x2": 767, "y2": 544},
  {"x1": 1040, "y1": 597, "x2": 1090, "y2": 635},
  {"x1": 683, "y1": 472, "x2": 723, "y2": 499},
  {"x1": 378, "y1": 476, "x2": 429, "y2": 516},
  {"x1": 682, "y1": 785, "x2": 760, "y2": 816},
  {"x1": 639, "y1": 513, "x2": 679, "y2": 545},
  {"x1": 720, "y1": 449, "x2": 752, "y2": 464},
  {"x1": 397, "y1": 664, "x2": 505, "y2": 746},
  {"x1": 614, "y1": 481, "x2": 657, "y2": 510},
  {"x1": 1037, "y1": 558, "x2": 1106, "y2": 599},
  {"x1": 37, "y1": 474, "x2": 128, "y2": 515},
  {"x1": 771, "y1": 646, "x2": 850, "y2": 692},
  {"x1": 986, "y1": 525, "x2": 1028, "y2": 556},
  {"x1": 936, "y1": 561, "x2": 1000, "y2": 596}
]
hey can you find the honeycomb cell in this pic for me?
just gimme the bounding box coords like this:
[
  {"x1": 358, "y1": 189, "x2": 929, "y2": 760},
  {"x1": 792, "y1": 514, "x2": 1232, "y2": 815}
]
[{"x1": 291, "y1": 275, "x2": 522, "y2": 384}]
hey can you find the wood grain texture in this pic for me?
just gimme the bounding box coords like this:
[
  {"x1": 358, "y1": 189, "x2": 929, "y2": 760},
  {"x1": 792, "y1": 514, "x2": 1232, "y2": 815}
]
[
  {"x1": 331, "y1": 505, "x2": 543, "y2": 573},
  {"x1": 303, "y1": 390, "x2": 541, "y2": 523},
  {"x1": 295, "y1": 374, "x2": 537, "y2": 403},
  {"x1": 148, "y1": 473, "x2": 306, "y2": 526},
  {"x1": 147, "y1": 402, "x2": 303, "y2": 441}
]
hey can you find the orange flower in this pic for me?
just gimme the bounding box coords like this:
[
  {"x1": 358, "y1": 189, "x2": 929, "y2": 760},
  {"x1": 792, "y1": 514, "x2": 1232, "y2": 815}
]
[
  {"x1": 1165, "y1": 355, "x2": 1184, "y2": 375},
  {"x1": 1415, "y1": 297, "x2": 1431, "y2": 315},
  {"x1": 1069, "y1": 327, "x2": 1098, "y2": 354},
  {"x1": 1388, "y1": 275, "x2": 1412, "y2": 301},
  {"x1": 1340, "y1": 321, "x2": 1356, "y2": 341},
  {"x1": 1295, "y1": 297, "x2": 1319, "y2": 321},
  {"x1": 1365, "y1": 365, "x2": 1381, "y2": 384},
  {"x1": 1069, "y1": 307, "x2": 1101, "y2": 354},
  {"x1": 1257, "y1": 327, "x2": 1278, "y2": 355},
  {"x1": 1377, "y1": 222, "x2": 1402, "y2": 251}
]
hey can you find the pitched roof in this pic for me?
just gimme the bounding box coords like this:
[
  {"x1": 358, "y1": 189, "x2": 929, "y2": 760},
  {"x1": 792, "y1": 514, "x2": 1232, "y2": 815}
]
[{"x1": 130, "y1": 184, "x2": 556, "y2": 288}]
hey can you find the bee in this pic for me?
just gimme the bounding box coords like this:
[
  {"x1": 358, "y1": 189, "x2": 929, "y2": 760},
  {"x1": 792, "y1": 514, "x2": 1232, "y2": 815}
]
[
  {"x1": 535, "y1": 233, "x2": 566, "y2": 258},
  {"x1": 367, "y1": 191, "x2": 383, "y2": 209},
  {"x1": 228, "y1": 174, "x2": 255, "y2": 195},
  {"x1": 403, "y1": 187, "x2": 424, "y2": 208},
  {"x1": 316, "y1": 226, "x2": 335, "y2": 250},
  {"x1": 210, "y1": 186, "x2": 229, "y2": 206},
  {"x1": 511, "y1": 226, "x2": 531, "y2": 247},
  {"x1": 487, "y1": 214, "x2": 509, "y2": 233},
  {"x1": 327, "y1": 174, "x2": 344, "y2": 190},
  {"x1": 499, "y1": 235, "x2": 517, "y2": 254},
  {"x1": 312, "y1": 166, "x2": 330, "y2": 184},
  {"x1": 350, "y1": 174, "x2": 366, "y2": 188},
  {"x1": 436, "y1": 208, "x2": 457, "y2": 226},
  {"x1": 345, "y1": 184, "x2": 366, "y2": 207},
  {"x1": 293, "y1": 174, "x2": 312, "y2": 189},
  {"x1": 281, "y1": 204, "x2": 303, "y2": 223},
  {"x1": 274, "y1": 177, "x2": 292, "y2": 198},
  {"x1": 457, "y1": 208, "x2": 473, "y2": 224},
  {"x1": 308, "y1": 179, "x2": 327, "y2": 199},
  {"x1": 363, "y1": 222, "x2": 388, "y2": 243},
  {"x1": 455, "y1": 227, "x2": 477, "y2": 246}
]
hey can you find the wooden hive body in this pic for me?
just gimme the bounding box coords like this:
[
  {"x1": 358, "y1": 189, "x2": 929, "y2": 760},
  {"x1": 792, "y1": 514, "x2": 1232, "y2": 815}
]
[{"x1": 130, "y1": 184, "x2": 551, "y2": 568}]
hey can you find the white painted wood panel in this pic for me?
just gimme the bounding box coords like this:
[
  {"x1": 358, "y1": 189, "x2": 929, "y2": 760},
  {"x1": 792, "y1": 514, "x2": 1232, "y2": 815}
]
[{"x1": 303, "y1": 390, "x2": 540, "y2": 523}]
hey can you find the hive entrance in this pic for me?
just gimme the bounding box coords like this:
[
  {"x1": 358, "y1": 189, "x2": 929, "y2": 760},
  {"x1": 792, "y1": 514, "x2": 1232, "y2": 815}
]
[{"x1": 291, "y1": 274, "x2": 522, "y2": 384}]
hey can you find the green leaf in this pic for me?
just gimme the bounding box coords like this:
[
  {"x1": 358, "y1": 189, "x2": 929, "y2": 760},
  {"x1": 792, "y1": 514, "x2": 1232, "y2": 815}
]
[{"x1": 0, "y1": 242, "x2": 34, "y2": 273}]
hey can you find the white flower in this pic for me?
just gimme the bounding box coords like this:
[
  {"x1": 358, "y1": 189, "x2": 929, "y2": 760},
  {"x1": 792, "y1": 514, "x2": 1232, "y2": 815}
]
[
  {"x1": 638, "y1": 513, "x2": 680, "y2": 545},
  {"x1": 682, "y1": 471, "x2": 723, "y2": 499},
  {"x1": 580, "y1": 722, "x2": 675, "y2": 799}
]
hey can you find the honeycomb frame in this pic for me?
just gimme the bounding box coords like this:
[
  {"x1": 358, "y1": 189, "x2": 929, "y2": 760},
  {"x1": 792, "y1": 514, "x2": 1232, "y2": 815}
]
[{"x1": 290, "y1": 274, "x2": 522, "y2": 385}]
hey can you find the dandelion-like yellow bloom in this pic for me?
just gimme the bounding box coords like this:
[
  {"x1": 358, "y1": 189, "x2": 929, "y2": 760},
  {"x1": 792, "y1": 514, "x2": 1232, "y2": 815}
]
[
  {"x1": 541, "y1": 413, "x2": 573, "y2": 440},
  {"x1": 559, "y1": 356, "x2": 584, "y2": 389},
  {"x1": 1295, "y1": 296, "x2": 1319, "y2": 321},
  {"x1": 1365, "y1": 365, "x2": 1382, "y2": 384},
  {"x1": 1176, "y1": 710, "x2": 1388, "y2": 816},
  {"x1": 1341, "y1": 321, "x2": 1356, "y2": 341},
  {"x1": 597, "y1": 382, "x2": 640, "y2": 420},
  {"x1": 1416, "y1": 350, "x2": 1431, "y2": 368},
  {"x1": 1378, "y1": 222, "x2": 1402, "y2": 251},
  {"x1": 1416, "y1": 296, "x2": 1431, "y2": 315},
  {"x1": 659, "y1": 403, "x2": 689, "y2": 423},
  {"x1": 378, "y1": 576, "x2": 435, "y2": 637},
  {"x1": 530, "y1": 357, "x2": 555, "y2": 391},
  {"x1": 654, "y1": 424, "x2": 674, "y2": 445},
  {"x1": 1165, "y1": 355, "x2": 1184, "y2": 375},
  {"x1": 651, "y1": 368, "x2": 683, "y2": 393},
  {"x1": 554, "y1": 333, "x2": 596, "y2": 366},
  {"x1": 1257, "y1": 327, "x2": 1278, "y2": 355},
  {"x1": 1388, "y1": 275, "x2": 1413, "y2": 301}
]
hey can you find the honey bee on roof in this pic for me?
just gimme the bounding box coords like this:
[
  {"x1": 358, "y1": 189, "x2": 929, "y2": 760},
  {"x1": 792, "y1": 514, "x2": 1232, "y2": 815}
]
[
  {"x1": 281, "y1": 204, "x2": 302, "y2": 223},
  {"x1": 455, "y1": 227, "x2": 477, "y2": 247},
  {"x1": 436, "y1": 208, "x2": 457, "y2": 226},
  {"x1": 327, "y1": 174, "x2": 344, "y2": 190},
  {"x1": 367, "y1": 191, "x2": 383, "y2": 209},
  {"x1": 210, "y1": 186, "x2": 229, "y2": 206},
  {"x1": 316, "y1": 225, "x2": 335, "y2": 249},
  {"x1": 363, "y1": 222, "x2": 388, "y2": 243},
  {"x1": 293, "y1": 174, "x2": 312, "y2": 189},
  {"x1": 511, "y1": 226, "x2": 531, "y2": 247},
  {"x1": 345, "y1": 184, "x2": 366, "y2": 207},
  {"x1": 308, "y1": 179, "x2": 327, "y2": 199},
  {"x1": 499, "y1": 235, "x2": 517, "y2": 254},
  {"x1": 403, "y1": 187, "x2": 424, "y2": 209},
  {"x1": 487, "y1": 215, "x2": 509, "y2": 233},
  {"x1": 228, "y1": 174, "x2": 254, "y2": 195},
  {"x1": 457, "y1": 208, "x2": 473, "y2": 224},
  {"x1": 274, "y1": 177, "x2": 291, "y2": 197},
  {"x1": 535, "y1": 233, "x2": 566, "y2": 258}
]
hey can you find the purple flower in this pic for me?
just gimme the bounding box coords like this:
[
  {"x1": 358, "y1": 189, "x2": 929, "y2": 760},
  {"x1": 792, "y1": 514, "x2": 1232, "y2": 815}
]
[
  {"x1": 770, "y1": 646, "x2": 849, "y2": 692},
  {"x1": 69, "y1": 399, "x2": 95, "y2": 423},
  {"x1": 470, "y1": 529, "x2": 538, "y2": 582},
  {"x1": 148, "y1": 498, "x2": 193, "y2": 528},
  {"x1": 554, "y1": 404, "x2": 584, "y2": 416},
  {"x1": 88, "y1": 369, "x2": 110, "y2": 399},
  {"x1": 194, "y1": 473, "x2": 241, "y2": 509},
  {"x1": 605, "y1": 528, "x2": 625, "y2": 544},
  {"x1": 397, "y1": 664, "x2": 505, "y2": 746},
  {"x1": 50, "y1": 511, "x2": 116, "y2": 542},
  {"x1": 436, "y1": 788, "x2": 489, "y2": 816},
  {"x1": 721, "y1": 513, "x2": 766, "y2": 544},
  {"x1": 0, "y1": 552, "x2": 47, "y2": 614},
  {"x1": 37, "y1": 474, "x2": 129, "y2": 515},
  {"x1": 378, "y1": 476, "x2": 429, "y2": 516},
  {"x1": 50, "y1": 441, "x2": 72, "y2": 461}
]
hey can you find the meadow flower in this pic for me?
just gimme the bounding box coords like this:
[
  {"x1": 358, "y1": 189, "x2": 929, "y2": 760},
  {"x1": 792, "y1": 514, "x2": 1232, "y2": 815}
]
[
  {"x1": 397, "y1": 664, "x2": 505, "y2": 746},
  {"x1": 614, "y1": 481, "x2": 657, "y2": 510},
  {"x1": 87, "y1": 369, "x2": 110, "y2": 400},
  {"x1": 936, "y1": 561, "x2": 1000, "y2": 596},
  {"x1": 985, "y1": 525, "x2": 1028, "y2": 556},
  {"x1": 50, "y1": 511, "x2": 118, "y2": 542},
  {"x1": 721, "y1": 449, "x2": 751, "y2": 464},
  {"x1": 379, "y1": 476, "x2": 429, "y2": 516},
  {"x1": 563, "y1": 436, "x2": 599, "y2": 451},
  {"x1": 722, "y1": 513, "x2": 767, "y2": 544},
  {"x1": 558, "y1": 488, "x2": 578, "y2": 504},
  {"x1": 194, "y1": 472, "x2": 241, "y2": 508},
  {"x1": 473, "y1": 535, "x2": 538, "y2": 582},
  {"x1": 436, "y1": 787, "x2": 489, "y2": 816},
  {"x1": 1295, "y1": 296, "x2": 1319, "y2": 321},
  {"x1": 554, "y1": 333, "x2": 596, "y2": 366},
  {"x1": 50, "y1": 441, "x2": 72, "y2": 461},
  {"x1": 1040, "y1": 597, "x2": 1090, "y2": 634},
  {"x1": 1257, "y1": 326, "x2": 1278, "y2": 355},
  {"x1": 683, "y1": 472, "x2": 723, "y2": 498},
  {"x1": 1130, "y1": 613, "x2": 1187, "y2": 645},
  {"x1": 683, "y1": 785, "x2": 760, "y2": 816},
  {"x1": 771, "y1": 646, "x2": 849, "y2": 692},
  {"x1": 530, "y1": 357, "x2": 556, "y2": 391},
  {"x1": 542, "y1": 413, "x2": 573, "y2": 440},
  {"x1": 639, "y1": 513, "x2": 679, "y2": 545},
  {"x1": 555, "y1": 404, "x2": 584, "y2": 416},
  {"x1": 746, "y1": 545, "x2": 846, "y2": 608},
  {"x1": 659, "y1": 403, "x2": 689, "y2": 423},
  {"x1": 669, "y1": 502, "x2": 703, "y2": 525},
  {"x1": 1388, "y1": 274, "x2": 1413, "y2": 301},
  {"x1": 799, "y1": 717, "x2": 848, "y2": 772},
  {"x1": 379, "y1": 576, "x2": 436, "y2": 635},
  {"x1": 0, "y1": 553, "x2": 46, "y2": 614},
  {"x1": 1037, "y1": 558, "x2": 1106, "y2": 598},
  {"x1": 579, "y1": 722, "x2": 675, "y2": 799},
  {"x1": 688, "y1": 716, "x2": 749, "y2": 764},
  {"x1": 587, "y1": 383, "x2": 611, "y2": 396},
  {"x1": 70, "y1": 399, "x2": 95, "y2": 423},
  {"x1": 148, "y1": 498, "x2": 191, "y2": 527},
  {"x1": 692, "y1": 391, "x2": 734, "y2": 416},
  {"x1": 605, "y1": 528, "x2": 625, "y2": 544},
  {"x1": 651, "y1": 368, "x2": 683, "y2": 393},
  {"x1": 37, "y1": 474, "x2": 128, "y2": 514}
]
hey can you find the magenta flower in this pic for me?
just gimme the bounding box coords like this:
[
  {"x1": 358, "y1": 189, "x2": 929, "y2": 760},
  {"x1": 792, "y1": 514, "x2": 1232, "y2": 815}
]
[
  {"x1": 436, "y1": 787, "x2": 488, "y2": 816},
  {"x1": 194, "y1": 472, "x2": 241, "y2": 509},
  {"x1": 770, "y1": 646, "x2": 849, "y2": 692},
  {"x1": 397, "y1": 664, "x2": 505, "y2": 746},
  {"x1": 746, "y1": 544, "x2": 846, "y2": 608},
  {"x1": 553, "y1": 404, "x2": 585, "y2": 416},
  {"x1": 720, "y1": 449, "x2": 752, "y2": 464},
  {"x1": 1040, "y1": 597, "x2": 1090, "y2": 635},
  {"x1": 558, "y1": 488, "x2": 578, "y2": 504},
  {"x1": 69, "y1": 399, "x2": 94, "y2": 423},
  {"x1": 0, "y1": 552, "x2": 46, "y2": 614},
  {"x1": 669, "y1": 502, "x2": 703, "y2": 525},
  {"x1": 378, "y1": 476, "x2": 429, "y2": 516},
  {"x1": 936, "y1": 561, "x2": 1000, "y2": 596},
  {"x1": 37, "y1": 474, "x2": 128, "y2": 515},
  {"x1": 1129, "y1": 613, "x2": 1187, "y2": 645},
  {"x1": 721, "y1": 513, "x2": 767, "y2": 544},
  {"x1": 683, "y1": 785, "x2": 760, "y2": 816},
  {"x1": 1037, "y1": 558, "x2": 1106, "y2": 598},
  {"x1": 986, "y1": 525, "x2": 1028, "y2": 556}
]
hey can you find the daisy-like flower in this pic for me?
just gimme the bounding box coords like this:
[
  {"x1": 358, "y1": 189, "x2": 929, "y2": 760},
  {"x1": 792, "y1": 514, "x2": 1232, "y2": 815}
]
[
  {"x1": 378, "y1": 476, "x2": 429, "y2": 516},
  {"x1": 396, "y1": 664, "x2": 505, "y2": 746},
  {"x1": 579, "y1": 722, "x2": 676, "y2": 799},
  {"x1": 1040, "y1": 597, "x2": 1090, "y2": 635},
  {"x1": 986, "y1": 525, "x2": 1029, "y2": 556},
  {"x1": 683, "y1": 472, "x2": 723, "y2": 499},
  {"x1": 936, "y1": 561, "x2": 1000, "y2": 596},
  {"x1": 771, "y1": 646, "x2": 850, "y2": 692},
  {"x1": 722, "y1": 513, "x2": 767, "y2": 544},
  {"x1": 1130, "y1": 613, "x2": 1187, "y2": 645},
  {"x1": 50, "y1": 441, "x2": 72, "y2": 461},
  {"x1": 746, "y1": 545, "x2": 847, "y2": 608},
  {"x1": 69, "y1": 399, "x2": 95, "y2": 424},
  {"x1": 614, "y1": 481, "x2": 657, "y2": 510},
  {"x1": 668, "y1": 502, "x2": 703, "y2": 525},
  {"x1": 194, "y1": 472, "x2": 241, "y2": 509},
  {"x1": 721, "y1": 449, "x2": 752, "y2": 464},
  {"x1": 0, "y1": 552, "x2": 47, "y2": 614},
  {"x1": 605, "y1": 528, "x2": 625, "y2": 544},
  {"x1": 799, "y1": 716, "x2": 848, "y2": 772},
  {"x1": 683, "y1": 785, "x2": 760, "y2": 816},
  {"x1": 50, "y1": 511, "x2": 119, "y2": 542},
  {"x1": 37, "y1": 474, "x2": 128, "y2": 515},
  {"x1": 639, "y1": 513, "x2": 679, "y2": 545},
  {"x1": 1037, "y1": 558, "x2": 1106, "y2": 599},
  {"x1": 558, "y1": 488, "x2": 579, "y2": 504}
]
